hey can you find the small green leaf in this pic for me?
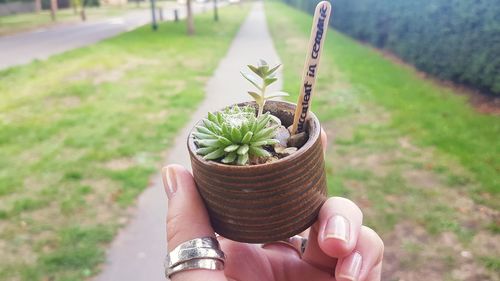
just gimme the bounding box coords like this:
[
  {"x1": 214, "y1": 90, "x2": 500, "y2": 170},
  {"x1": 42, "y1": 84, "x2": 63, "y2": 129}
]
[
  {"x1": 221, "y1": 123, "x2": 230, "y2": 137},
  {"x1": 267, "y1": 64, "x2": 281, "y2": 75},
  {"x1": 241, "y1": 122, "x2": 249, "y2": 135},
  {"x1": 247, "y1": 91, "x2": 262, "y2": 102},
  {"x1": 218, "y1": 136, "x2": 232, "y2": 146},
  {"x1": 250, "y1": 140, "x2": 267, "y2": 147},
  {"x1": 250, "y1": 119, "x2": 258, "y2": 132},
  {"x1": 241, "y1": 72, "x2": 262, "y2": 91},
  {"x1": 249, "y1": 146, "x2": 271, "y2": 157},
  {"x1": 196, "y1": 147, "x2": 218, "y2": 155},
  {"x1": 258, "y1": 60, "x2": 269, "y2": 73},
  {"x1": 216, "y1": 112, "x2": 224, "y2": 124},
  {"x1": 224, "y1": 144, "x2": 239, "y2": 152},
  {"x1": 241, "y1": 131, "x2": 253, "y2": 144},
  {"x1": 255, "y1": 114, "x2": 271, "y2": 132},
  {"x1": 196, "y1": 126, "x2": 214, "y2": 135},
  {"x1": 237, "y1": 144, "x2": 249, "y2": 155},
  {"x1": 231, "y1": 127, "x2": 242, "y2": 143},
  {"x1": 265, "y1": 91, "x2": 289, "y2": 99},
  {"x1": 221, "y1": 152, "x2": 237, "y2": 163},
  {"x1": 248, "y1": 65, "x2": 264, "y2": 78},
  {"x1": 253, "y1": 126, "x2": 277, "y2": 140},
  {"x1": 202, "y1": 119, "x2": 221, "y2": 134},
  {"x1": 193, "y1": 132, "x2": 218, "y2": 140},
  {"x1": 264, "y1": 77, "x2": 278, "y2": 86},
  {"x1": 203, "y1": 148, "x2": 225, "y2": 160},
  {"x1": 208, "y1": 112, "x2": 218, "y2": 123},
  {"x1": 236, "y1": 153, "x2": 249, "y2": 165},
  {"x1": 197, "y1": 139, "x2": 220, "y2": 147},
  {"x1": 265, "y1": 139, "x2": 280, "y2": 145}
]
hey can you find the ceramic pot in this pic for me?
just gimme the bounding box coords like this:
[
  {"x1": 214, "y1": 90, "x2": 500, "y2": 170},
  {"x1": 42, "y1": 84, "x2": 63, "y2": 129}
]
[{"x1": 187, "y1": 100, "x2": 327, "y2": 243}]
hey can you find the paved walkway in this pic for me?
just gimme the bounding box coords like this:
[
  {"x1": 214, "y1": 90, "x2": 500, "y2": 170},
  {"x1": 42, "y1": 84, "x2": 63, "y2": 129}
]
[
  {"x1": 92, "y1": 2, "x2": 282, "y2": 281},
  {"x1": 0, "y1": 2, "x2": 222, "y2": 70}
]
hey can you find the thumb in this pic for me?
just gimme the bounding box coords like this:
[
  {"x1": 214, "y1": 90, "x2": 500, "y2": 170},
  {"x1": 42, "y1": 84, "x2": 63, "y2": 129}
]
[{"x1": 162, "y1": 164, "x2": 227, "y2": 281}]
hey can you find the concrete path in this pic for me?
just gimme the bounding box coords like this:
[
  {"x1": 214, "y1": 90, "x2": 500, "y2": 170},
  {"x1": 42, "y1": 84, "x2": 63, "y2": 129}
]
[
  {"x1": 0, "y1": 2, "x2": 223, "y2": 70},
  {"x1": 92, "y1": 2, "x2": 281, "y2": 281}
]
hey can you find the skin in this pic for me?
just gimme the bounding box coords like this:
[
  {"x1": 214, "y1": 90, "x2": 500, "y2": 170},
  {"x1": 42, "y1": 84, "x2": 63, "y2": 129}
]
[{"x1": 162, "y1": 131, "x2": 384, "y2": 281}]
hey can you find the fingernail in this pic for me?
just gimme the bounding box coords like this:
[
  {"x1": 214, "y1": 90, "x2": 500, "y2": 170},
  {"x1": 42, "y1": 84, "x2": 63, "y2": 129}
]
[
  {"x1": 162, "y1": 166, "x2": 177, "y2": 199},
  {"x1": 324, "y1": 214, "x2": 349, "y2": 242},
  {"x1": 338, "y1": 252, "x2": 362, "y2": 281}
]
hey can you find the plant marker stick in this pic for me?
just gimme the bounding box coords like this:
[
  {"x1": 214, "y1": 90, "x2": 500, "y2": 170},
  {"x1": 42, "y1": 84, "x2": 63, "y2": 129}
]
[{"x1": 291, "y1": 1, "x2": 331, "y2": 134}]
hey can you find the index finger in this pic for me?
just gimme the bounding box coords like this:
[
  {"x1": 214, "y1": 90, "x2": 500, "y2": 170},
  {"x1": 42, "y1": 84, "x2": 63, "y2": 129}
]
[{"x1": 163, "y1": 164, "x2": 227, "y2": 281}]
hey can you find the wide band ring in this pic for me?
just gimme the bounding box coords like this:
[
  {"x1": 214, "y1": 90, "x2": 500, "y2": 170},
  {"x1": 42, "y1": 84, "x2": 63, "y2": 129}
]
[
  {"x1": 172, "y1": 237, "x2": 220, "y2": 252},
  {"x1": 166, "y1": 259, "x2": 224, "y2": 278},
  {"x1": 165, "y1": 237, "x2": 225, "y2": 279},
  {"x1": 168, "y1": 247, "x2": 226, "y2": 268}
]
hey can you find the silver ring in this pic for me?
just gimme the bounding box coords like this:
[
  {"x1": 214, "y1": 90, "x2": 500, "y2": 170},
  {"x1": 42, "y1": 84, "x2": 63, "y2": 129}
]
[
  {"x1": 167, "y1": 258, "x2": 224, "y2": 278},
  {"x1": 168, "y1": 247, "x2": 226, "y2": 268},
  {"x1": 261, "y1": 235, "x2": 308, "y2": 257},
  {"x1": 172, "y1": 237, "x2": 220, "y2": 252},
  {"x1": 165, "y1": 237, "x2": 226, "y2": 279}
]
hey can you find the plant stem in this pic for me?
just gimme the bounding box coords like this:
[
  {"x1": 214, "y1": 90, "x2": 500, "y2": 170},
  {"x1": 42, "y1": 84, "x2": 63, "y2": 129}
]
[{"x1": 258, "y1": 84, "x2": 267, "y2": 117}]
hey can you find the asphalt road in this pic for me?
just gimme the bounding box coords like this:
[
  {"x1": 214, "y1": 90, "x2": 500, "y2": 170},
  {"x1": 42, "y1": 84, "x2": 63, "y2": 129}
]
[{"x1": 0, "y1": 2, "x2": 218, "y2": 70}]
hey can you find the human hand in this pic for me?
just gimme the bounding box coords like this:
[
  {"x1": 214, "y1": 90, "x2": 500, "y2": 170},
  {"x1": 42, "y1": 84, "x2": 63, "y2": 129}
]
[{"x1": 162, "y1": 131, "x2": 384, "y2": 281}]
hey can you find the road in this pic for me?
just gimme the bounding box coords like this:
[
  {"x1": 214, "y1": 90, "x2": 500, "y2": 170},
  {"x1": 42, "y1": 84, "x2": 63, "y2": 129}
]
[{"x1": 0, "y1": 2, "x2": 221, "y2": 70}]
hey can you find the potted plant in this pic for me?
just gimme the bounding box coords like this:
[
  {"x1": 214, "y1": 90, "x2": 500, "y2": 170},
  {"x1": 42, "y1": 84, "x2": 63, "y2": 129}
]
[{"x1": 187, "y1": 60, "x2": 327, "y2": 243}]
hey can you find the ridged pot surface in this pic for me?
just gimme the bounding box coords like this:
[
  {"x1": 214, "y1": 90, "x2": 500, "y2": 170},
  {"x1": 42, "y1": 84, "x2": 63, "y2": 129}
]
[{"x1": 187, "y1": 101, "x2": 327, "y2": 243}]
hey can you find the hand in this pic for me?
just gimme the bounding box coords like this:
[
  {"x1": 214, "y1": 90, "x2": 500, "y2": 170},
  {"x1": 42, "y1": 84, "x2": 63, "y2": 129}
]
[{"x1": 162, "y1": 131, "x2": 384, "y2": 281}]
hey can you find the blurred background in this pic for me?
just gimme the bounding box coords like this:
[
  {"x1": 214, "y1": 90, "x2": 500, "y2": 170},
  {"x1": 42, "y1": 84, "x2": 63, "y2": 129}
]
[{"x1": 0, "y1": 0, "x2": 498, "y2": 280}]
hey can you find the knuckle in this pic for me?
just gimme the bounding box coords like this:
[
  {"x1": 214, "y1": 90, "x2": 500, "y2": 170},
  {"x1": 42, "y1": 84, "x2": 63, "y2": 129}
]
[
  {"x1": 362, "y1": 225, "x2": 384, "y2": 262},
  {"x1": 166, "y1": 211, "x2": 185, "y2": 248},
  {"x1": 166, "y1": 211, "x2": 212, "y2": 250}
]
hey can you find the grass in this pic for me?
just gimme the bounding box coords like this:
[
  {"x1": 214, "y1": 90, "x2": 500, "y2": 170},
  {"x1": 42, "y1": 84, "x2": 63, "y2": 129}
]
[
  {"x1": 0, "y1": 4, "x2": 250, "y2": 280},
  {"x1": 0, "y1": 3, "x2": 147, "y2": 35},
  {"x1": 265, "y1": 2, "x2": 499, "y2": 280}
]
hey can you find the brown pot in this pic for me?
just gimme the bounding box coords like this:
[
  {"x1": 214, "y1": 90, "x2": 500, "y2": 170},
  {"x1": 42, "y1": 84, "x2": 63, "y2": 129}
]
[{"x1": 187, "y1": 100, "x2": 327, "y2": 243}]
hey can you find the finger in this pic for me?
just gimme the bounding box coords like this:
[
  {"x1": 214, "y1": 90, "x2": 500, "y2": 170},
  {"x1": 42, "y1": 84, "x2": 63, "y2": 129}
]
[
  {"x1": 302, "y1": 197, "x2": 363, "y2": 269},
  {"x1": 365, "y1": 261, "x2": 382, "y2": 281},
  {"x1": 321, "y1": 127, "x2": 327, "y2": 153},
  {"x1": 218, "y1": 238, "x2": 274, "y2": 280},
  {"x1": 336, "y1": 226, "x2": 384, "y2": 281},
  {"x1": 163, "y1": 164, "x2": 227, "y2": 281}
]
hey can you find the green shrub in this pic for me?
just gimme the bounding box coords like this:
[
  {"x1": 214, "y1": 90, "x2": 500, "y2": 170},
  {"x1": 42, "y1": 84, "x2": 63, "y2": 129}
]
[{"x1": 283, "y1": 0, "x2": 500, "y2": 96}]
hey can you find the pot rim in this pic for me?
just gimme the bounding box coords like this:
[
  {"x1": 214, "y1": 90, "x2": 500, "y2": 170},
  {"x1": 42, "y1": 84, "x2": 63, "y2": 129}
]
[{"x1": 187, "y1": 100, "x2": 321, "y2": 170}]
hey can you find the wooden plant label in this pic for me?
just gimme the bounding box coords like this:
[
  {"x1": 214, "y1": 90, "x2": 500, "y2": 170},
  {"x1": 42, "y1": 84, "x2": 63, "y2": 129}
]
[{"x1": 291, "y1": 1, "x2": 332, "y2": 134}]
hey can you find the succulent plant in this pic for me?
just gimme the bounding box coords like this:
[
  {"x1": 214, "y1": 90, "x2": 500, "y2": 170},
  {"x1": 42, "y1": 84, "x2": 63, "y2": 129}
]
[
  {"x1": 193, "y1": 106, "x2": 280, "y2": 165},
  {"x1": 241, "y1": 60, "x2": 289, "y2": 116}
]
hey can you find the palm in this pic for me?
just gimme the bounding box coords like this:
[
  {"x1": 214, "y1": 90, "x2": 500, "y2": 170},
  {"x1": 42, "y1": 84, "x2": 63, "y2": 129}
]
[{"x1": 221, "y1": 238, "x2": 336, "y2": 281}]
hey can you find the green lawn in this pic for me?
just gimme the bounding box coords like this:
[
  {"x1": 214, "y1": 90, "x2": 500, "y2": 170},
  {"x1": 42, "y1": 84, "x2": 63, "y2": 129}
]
[
  {"x1": 0, "y1": 5, "x2": 249, "y2": 281},
  {"x1": 265, "y1": 2, "x2": 499, "y2": 280},
  {"x1": 0, "y1": 3, "x2": 147, "y2": 35}
]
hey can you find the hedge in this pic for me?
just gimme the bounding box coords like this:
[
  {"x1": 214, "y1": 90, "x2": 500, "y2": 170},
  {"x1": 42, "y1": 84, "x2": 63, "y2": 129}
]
[{"x1": 283, "y1": 0, "x2": 500, "y2": 96}]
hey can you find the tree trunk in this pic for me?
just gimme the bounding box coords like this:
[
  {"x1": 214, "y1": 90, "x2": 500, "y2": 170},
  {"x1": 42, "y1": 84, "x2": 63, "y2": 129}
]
[
  {"x1": 35, "y1": 0, "x2": 42, "y2": 13},
  {"x1": 50, "y1": 0, "x2": 58, "y2": 21},
  {"x1": 186, "y1": 0, "x2": 194, "y2": 35},
  {"x1": 72, "y1": 0, "x2": 78, "y2": 15},
  {"x1": 80, "y1": 8, "x2": 86, "y2": 21},
  {"x1": 80, "y1": 0, "x2": 86, "y2": 21},
  {"x1": 213, "y1": 0, "x2": 218, "y2": 21}
]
